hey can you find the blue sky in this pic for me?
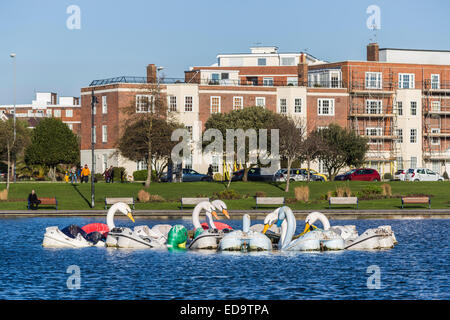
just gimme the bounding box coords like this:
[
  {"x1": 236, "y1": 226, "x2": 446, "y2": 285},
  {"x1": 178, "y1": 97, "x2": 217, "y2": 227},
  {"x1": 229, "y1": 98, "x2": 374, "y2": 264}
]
[{"x1": 1, "y1": 0, "x2": 449, "y2": 104}]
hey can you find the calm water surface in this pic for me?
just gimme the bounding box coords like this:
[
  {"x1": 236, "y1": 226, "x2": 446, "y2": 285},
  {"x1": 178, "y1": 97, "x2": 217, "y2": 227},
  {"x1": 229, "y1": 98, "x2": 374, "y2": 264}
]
[{"x1": 0, "y1": 217, "x2": 448, "y2": 299}]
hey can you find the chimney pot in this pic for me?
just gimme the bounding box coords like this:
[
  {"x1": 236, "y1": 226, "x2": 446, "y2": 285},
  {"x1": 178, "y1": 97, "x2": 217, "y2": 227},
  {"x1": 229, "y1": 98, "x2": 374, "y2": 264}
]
[{"x1": 367, "y1": 43, "x2": 379, "y2": 61}]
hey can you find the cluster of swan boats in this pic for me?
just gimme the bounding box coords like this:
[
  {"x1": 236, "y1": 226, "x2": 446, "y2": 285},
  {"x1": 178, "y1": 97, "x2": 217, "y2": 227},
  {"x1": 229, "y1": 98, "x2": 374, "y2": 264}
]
[{"x1": 42, "y1": 200, "x2": 397, "y2": 251}]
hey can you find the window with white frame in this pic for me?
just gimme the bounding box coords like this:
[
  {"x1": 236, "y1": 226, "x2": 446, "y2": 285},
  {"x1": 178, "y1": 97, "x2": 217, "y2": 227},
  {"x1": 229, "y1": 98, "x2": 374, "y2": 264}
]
[
  {"x1": 397, "y1": 156, "x2": 403, "y2": 170},
  {"x1": 431, "y1": 101, "x2": 441, "y2": 112},
  {"x1": 431, "y1": 128, "x2": 440, "y2": 145},
  {"x1": 46, "y1": 109, "x2": 52, "y2": 117},
  {"x1": 397, "y1": 101, "x2": 403, "y2": 115},
  {"x1": 211, "y1": 73, "x2": 220, "y2": 85},
  {"x1": 137, "y1": 159, "x2": 148, "y2": 171},
  {"x1": 65, "y1": 109, "x2": 73, "y2": 118},
  {"x1": 410, "y1": 128, "x2": 417, "y2": 143},
  {"x1": 136, "y1": 95, "x2": 153, "y2": 113},
  {"x1": 317, "y1": 99, "x2": 334, "y2": 115},
  {"x1": 102, "y1": 125, "x2": 107, "y2": 143},
  {"x1": 399, "y1": 73, "x2": 415, "y2": 89},
  {"x1": 184, "y1": 96, "x2": 193, "y2": 112},
  {"x1": 169, "y1": 96, "x2": 177, "y2": 112},
  {"x1": 365, "y1": 72, "x2": 382, "y2": 89},
  {"x1": 256, "y1": 97, "x2": 266, "y2": 108},
  {"x1": 211, "y1": 154, "x2": 219, "y2": 172},
  {"x1": 210, "y1": 96, "x2": 221, "y2": 113},
  {"x1": 102, "y1": 96, "x2": 107, "y2": 114},
  {"x1": 396, "y1": 128, "x2": 403, "y2": 143},
  {"x1": 431, "y1": 74, "x2": 440, "y2": 89},
  {"x1": 279, "y1": 99, "x2": 287, "y2": 113},
  {"x1": 410, "y1": 156, "x2": 417, "y2": 169},
  {"x1": 233, "y1": 96, "x2": 243, "y2": 110},
  {"x1": 54, "y1": 109, "x2": 61, "y2": 117},
  {"x1": 294, "y1": 98, "x2": 302, "y2": 113},
  {"x1": 287, "y1": 77, "x2": 298, "y2": 86},
  {"x1": 330, "y1": 72, "x2": 340, "y2": 88},
  {"x1": 366, "y1": 127, "x2": 382, "y2": 144},
  {"x1": 263, "y1": 77, "x2": 273, "y2": 86},
  {"x1": 102, "y1": 154, "x2": 107, "y2": 172},
  {"x1": 281, "y1": 57, "x2": 295, "y2": 66},
  {"x1": 366, "y1": 100, "x2": 382, "y2": 114},
  {"x1": 257, "y1": 58, "x2": 266, "y2": 66},
  {"x1": 432, "y1": 160, "x2": 440, "y2": 173},
  {"x1": 410, "y1": 101, "x2": 417, "y2": 116}
]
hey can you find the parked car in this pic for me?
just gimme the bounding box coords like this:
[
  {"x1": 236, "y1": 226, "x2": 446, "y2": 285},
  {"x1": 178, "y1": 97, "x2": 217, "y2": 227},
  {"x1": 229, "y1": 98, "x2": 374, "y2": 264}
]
[
  {"x1": 405, "y1": 168, "x2": 444, "y2": 182},
  {"x1": 160, "y1": 168, "x2": 212, "y2": 182},
  {"x1": 393, "y1": 169, "x2": 406, "y2": 181},
  {"x1": 300, "y1": 168, "x2": 328, "y2": 181},
  {"x1": 334, "y1": 169, "x2": 358, "y2": 181},
  {"x1": 232, "y1": 167, "x2": 274, "y2": 182},
  {"x1": 335, "y1": 168, "x2": 380, "y2": 181},
  {"x1": 273, "y1": 168, "x2": 306, "y2": 182}
]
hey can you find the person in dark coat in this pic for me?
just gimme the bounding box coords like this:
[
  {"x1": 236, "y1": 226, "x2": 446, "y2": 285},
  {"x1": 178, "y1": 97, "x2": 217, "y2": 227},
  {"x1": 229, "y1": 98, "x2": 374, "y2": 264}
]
[
  {"x1": 207, "y1": 164, "x2": 213, "y2": 180},
  {"x1": 109, "y1": 166, "x2": 114, "y2": 183},
  {"x1": 28, "y1": 190, "x2": 41, "y2": 210}
]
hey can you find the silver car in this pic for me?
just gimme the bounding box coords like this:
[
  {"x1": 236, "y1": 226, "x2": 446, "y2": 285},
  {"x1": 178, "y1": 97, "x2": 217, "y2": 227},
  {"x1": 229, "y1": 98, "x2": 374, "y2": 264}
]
[
  {"x1": 273, "y1": 168, "x2": 305, "y2": 182},
  {"x1": 405, "y1": 168, "x2": 444, "y2": 181}
]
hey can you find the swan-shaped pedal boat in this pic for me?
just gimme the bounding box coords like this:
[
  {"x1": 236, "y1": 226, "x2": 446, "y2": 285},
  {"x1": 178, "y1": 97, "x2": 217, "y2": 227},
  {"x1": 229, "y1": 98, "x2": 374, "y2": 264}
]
[
  {"x1": 43, "y1": 202, "x2": 133, "y2": 248},
  {"x1": 188, "y1": 201, "x2": 231, "y2": 250},
  {"x1": 219, "y1": 214, "x2": 272, "y2": 251}
]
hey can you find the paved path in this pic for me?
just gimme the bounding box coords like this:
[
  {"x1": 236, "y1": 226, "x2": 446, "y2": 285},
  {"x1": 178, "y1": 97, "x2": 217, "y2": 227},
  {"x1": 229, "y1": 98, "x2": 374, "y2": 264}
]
[{"x1": 1, "y1": 209, "x2": 449, "y2": 219}]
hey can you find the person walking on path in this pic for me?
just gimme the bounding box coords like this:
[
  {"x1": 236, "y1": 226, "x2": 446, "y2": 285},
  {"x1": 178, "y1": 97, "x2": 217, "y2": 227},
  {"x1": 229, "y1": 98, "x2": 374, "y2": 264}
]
[
  {"x1": 70, "y1": 166, "x2": 77, "y2": 184},
  {"x1": 28, "y1": 189, "x2": 41, "y2": 210},
  {"x1": 108, "y1": 166, "x2": 114, "y2": 183},
  {"x1": 81, "y1": 164, "x2": 91, "y2": 183},
  {"x1": 103, "y1": 167, "x2": 110, "y2": 183},
  {"x1": 207, "y1": 164, "x2": 213, "y2": 181}
]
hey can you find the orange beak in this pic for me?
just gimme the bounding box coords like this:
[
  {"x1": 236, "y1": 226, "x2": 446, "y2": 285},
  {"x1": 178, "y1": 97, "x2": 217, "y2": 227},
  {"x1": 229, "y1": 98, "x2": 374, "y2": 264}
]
[
  {"x1": 211, "y1": 210, "x2": 219, "y2": 220},
  {"x1": 222, "y1": 209, "x2": 230, "y2": 219}
]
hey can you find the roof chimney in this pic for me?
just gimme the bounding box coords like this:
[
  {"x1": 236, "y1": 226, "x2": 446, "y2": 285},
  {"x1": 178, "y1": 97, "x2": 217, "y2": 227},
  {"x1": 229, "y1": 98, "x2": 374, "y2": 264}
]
[
  {"x1": 146, "y1": 64, "x2": 157, "y2": 83},
  {"x1": 297, "y1": 53, "x2": 308, "y2": 86},
  {"x1": 367, "y1": 43, "x2": 379, "y2": 61}
]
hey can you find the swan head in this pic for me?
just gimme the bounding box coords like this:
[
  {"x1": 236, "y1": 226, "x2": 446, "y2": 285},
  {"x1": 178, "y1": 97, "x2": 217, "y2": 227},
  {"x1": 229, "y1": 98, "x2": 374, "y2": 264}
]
[
  {"x1": 202, "y1": 201, "x2": 219, "y2": 220},
  {"x1": 262, "y1": 208, "x2": 280, "y2": 234},
  {"x1": 211, "y1": 200, "x2": 230, "y2": 219},
  {"x1": 115, "y1": 202, "x2": 135, "y2": 222},
  {"x1": 302, "y1": 212, "x2": 329, "y2": 234},
  {"x1": 275, "y1": 206, "x2": 289, "y2": 228}
]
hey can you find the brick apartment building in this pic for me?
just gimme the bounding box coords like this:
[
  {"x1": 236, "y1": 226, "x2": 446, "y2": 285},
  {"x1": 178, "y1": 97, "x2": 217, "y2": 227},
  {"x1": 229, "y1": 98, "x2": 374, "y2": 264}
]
[
  {"x1": 80, "y1": 44, "x2": 450, "y2": 178},
  {"x1": 0, "y1": 92, "x2": 82, "y2": 133}
]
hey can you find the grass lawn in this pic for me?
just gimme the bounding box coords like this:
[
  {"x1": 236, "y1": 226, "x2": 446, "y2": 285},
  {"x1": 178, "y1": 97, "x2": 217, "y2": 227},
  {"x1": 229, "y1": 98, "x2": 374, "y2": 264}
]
[{"x1": 1, "y1": 180, "x2": 450, "y2": 210}]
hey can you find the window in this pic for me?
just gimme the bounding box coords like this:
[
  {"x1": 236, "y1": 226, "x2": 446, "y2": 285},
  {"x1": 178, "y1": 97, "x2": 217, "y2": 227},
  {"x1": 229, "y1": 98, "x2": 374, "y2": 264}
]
[
  {"x1": 210, "y1": 96, "x2": 221, "y2": 113},
  {"x1": 221, "y1": 73, "x2": 229, "y2": 80},
  {"x1": 431, "y1": 128, "x2": 440, "y2": 145},
  {"x1": 366, "y1": 100, "x2": 382, "y2": 114},
  {"x1": 365, "y1": 72, "x2": 382, "y2": 89},
  {"x1": 330, "y1": 73, "x2": 340, "y2": 88},
  {"x1": 184, "y1": 96, "x2": 193, "y2": 112},
  {"x1": 137, "y1": 159, "x2": 148, "y2": 171},
  {"x1": 263, "y1": 77, "x2": 273, "y2": 86},
  {"x1": 67, "y1": 123, "x2": 73, "y2": 130},
  {"x1": 233, "y1": 96, "x2": 243, "y2": 110},
  {"x1": 397, "y1": 157, "x2": 403, "y2": 170},
  {"x1": 410, "y1": 129, "x2": 417, "y2": 143},
  {"x1": 294, "y1": 98, "x2": 302, "y2": 113},
  {"x1": 287, "y1": 77, "x2": 298, "y2": 86},
  {"x1": 169, "y1": 96, "x2": 177, "y2": 112},
  {"x1": 366, "y1": 127, "x2": 382, "y2": 144},
  {"x1": 211, "y1": 154, "x2": 219, "y2": 172},
  {"x1": 136, "y1": 95, "x2": 153, "y2": 113},
  {"x1": 256, "y1": 97, "x2": 266, "y2": 108},
  {"x1": 399, "y1": 73, "x2": 415, "y2": 89},
  {"x1": 318, "y1": 99, "x2": 334, "y2": 115},
  {"x1": 431, "y1": 74, "x2": 440, "y2": 89},
  {"x1": 396, "y1": 129, "x2": 403, "y2": 143},
  {"x1": 410, "y1": 101, "x2": 417, "y2": 116},
  {"x1": 102, "y1": 96, "x2": 107, "y2": 114},
  {"x1": 46, "y1": 109, "x2": 52, "y2": 117},
  {"x1": 211, "y1": 73, "x2": 220, "y2": 85},
  {"x1": 102, "y1": 125, "x2": 107, "y2": 143},
  {"x1": 281, "y1": 57, "x2": 295, "y2": 66},
  {"x1": 431, "y1": 101, "x2": 441, "y2": 112},
  {"x1": 257, "y1": 58, "x2": 266, "y2": 66},
  {"x1": 432, "y1": 160, "x2": 440, "y2": 173},
  {"x1": 102, "y1": 154, "x2": 107, "y2": 173},
  {"x1": 54, "y1": 109, "x2": 61, "y2": 117},
  {"x1": 410, "y1": 157, "x2": 417, "y2": 169},
  {"x1": 65, "y1": 109, "x2": 73, "y2": 118},
  {"x1": 184, "y1": 153, "x2": 192, "y2": 170},
  {"x1": 279, "y1": 99, "x2": 287, "y2": 113},
  {"x1": 397, "y1": 101, "x2": 403, "y2": 115}
]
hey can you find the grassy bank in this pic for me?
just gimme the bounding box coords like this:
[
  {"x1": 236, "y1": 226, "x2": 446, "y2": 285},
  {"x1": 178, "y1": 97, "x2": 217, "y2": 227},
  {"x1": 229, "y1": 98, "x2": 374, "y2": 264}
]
[{"x1": 1, "y1": 180, "x2": 449, "y2": 210}]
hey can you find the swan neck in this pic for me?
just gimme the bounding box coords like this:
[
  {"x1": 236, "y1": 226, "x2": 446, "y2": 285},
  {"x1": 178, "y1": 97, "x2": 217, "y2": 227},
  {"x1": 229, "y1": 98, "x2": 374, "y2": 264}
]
[
  {"x1": 192, "y1": 204, "x2": 203, "y2": 229},
  {"x1": 242, "y1": 214, "x2": 250, "y2": 233},
  {"x1": 106, "y1": 205, "x2": 116, "y2": 229}
]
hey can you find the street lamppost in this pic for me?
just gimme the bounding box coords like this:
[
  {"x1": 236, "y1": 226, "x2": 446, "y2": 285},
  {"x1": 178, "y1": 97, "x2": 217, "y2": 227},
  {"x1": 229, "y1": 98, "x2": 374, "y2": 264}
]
[
  {"x1": 91, "y1": 90, "x2": 98, "y2": 208},
  {"x1": 10, "y1": 53, "x2": 16, "y2": 183}
]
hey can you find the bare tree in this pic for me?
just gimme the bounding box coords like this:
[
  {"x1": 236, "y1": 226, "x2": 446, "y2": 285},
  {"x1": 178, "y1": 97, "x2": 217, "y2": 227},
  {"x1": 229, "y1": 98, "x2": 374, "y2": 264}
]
[{"x1": 300, "y1": 132, "x2": 325, "y2": 182}]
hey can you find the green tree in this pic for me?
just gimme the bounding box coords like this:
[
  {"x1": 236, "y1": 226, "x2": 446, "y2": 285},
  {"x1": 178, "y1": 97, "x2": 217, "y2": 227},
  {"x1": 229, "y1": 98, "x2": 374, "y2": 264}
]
[
  {"x1": 315, "y1": 123, "x2": 369, "y2": 180},
  {"x1": 25, "y1": 118, "x2": 79, "y2": 182},
  {"x1": 0, "y1": 119, "x2": 31, "y2": 189},
  {"x1": 204, "y1": 106, "x2": 277, "y2": 183}
]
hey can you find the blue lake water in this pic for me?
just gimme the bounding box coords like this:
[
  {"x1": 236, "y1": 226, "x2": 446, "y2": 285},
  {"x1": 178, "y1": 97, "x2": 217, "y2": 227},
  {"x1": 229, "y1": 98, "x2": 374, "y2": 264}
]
[{"x1": 0, "y1": 216, "x2": 448, "y2": 300}]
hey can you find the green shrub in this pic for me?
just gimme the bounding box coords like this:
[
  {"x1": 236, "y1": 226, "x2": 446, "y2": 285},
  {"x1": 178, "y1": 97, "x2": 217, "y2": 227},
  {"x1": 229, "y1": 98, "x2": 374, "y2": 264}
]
[
  {"x1": 212, "y1": 189, "x2": 241, "y2": 200},
  {"x1": 443, "y1": 171, "x2": 449, "y2": 180},
  {"x1": 94, "y1": 173, "x2": 104, "y2": 182},
  {"x1": 356, "y1": 185, "x2": 383, "y2": 200},
  {"x1": 133, "y1": 169, "x2": 157, "y2": 181},
  {"x1": 113, "y1": 167, "x2": 127, "y2": 182}
]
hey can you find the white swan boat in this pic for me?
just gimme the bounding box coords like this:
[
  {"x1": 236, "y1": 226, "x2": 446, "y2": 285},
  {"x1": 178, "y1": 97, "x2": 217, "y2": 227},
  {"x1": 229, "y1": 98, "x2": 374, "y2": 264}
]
[
  {"x1": 188, "y1": 201, "x2": 230, "y2": 250},
  {"x1": 266, "y1": 207, "x2": 345, "y2": 251},
  {"x1": 219, "y1": 214, "x2": 272, "y2": 251},
  {"x1": 43, "y1": 202, "x2": 134, "y2": 248},
  {"x1": 344, "y1": 225, "x2": 397, "y2": 250}
]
